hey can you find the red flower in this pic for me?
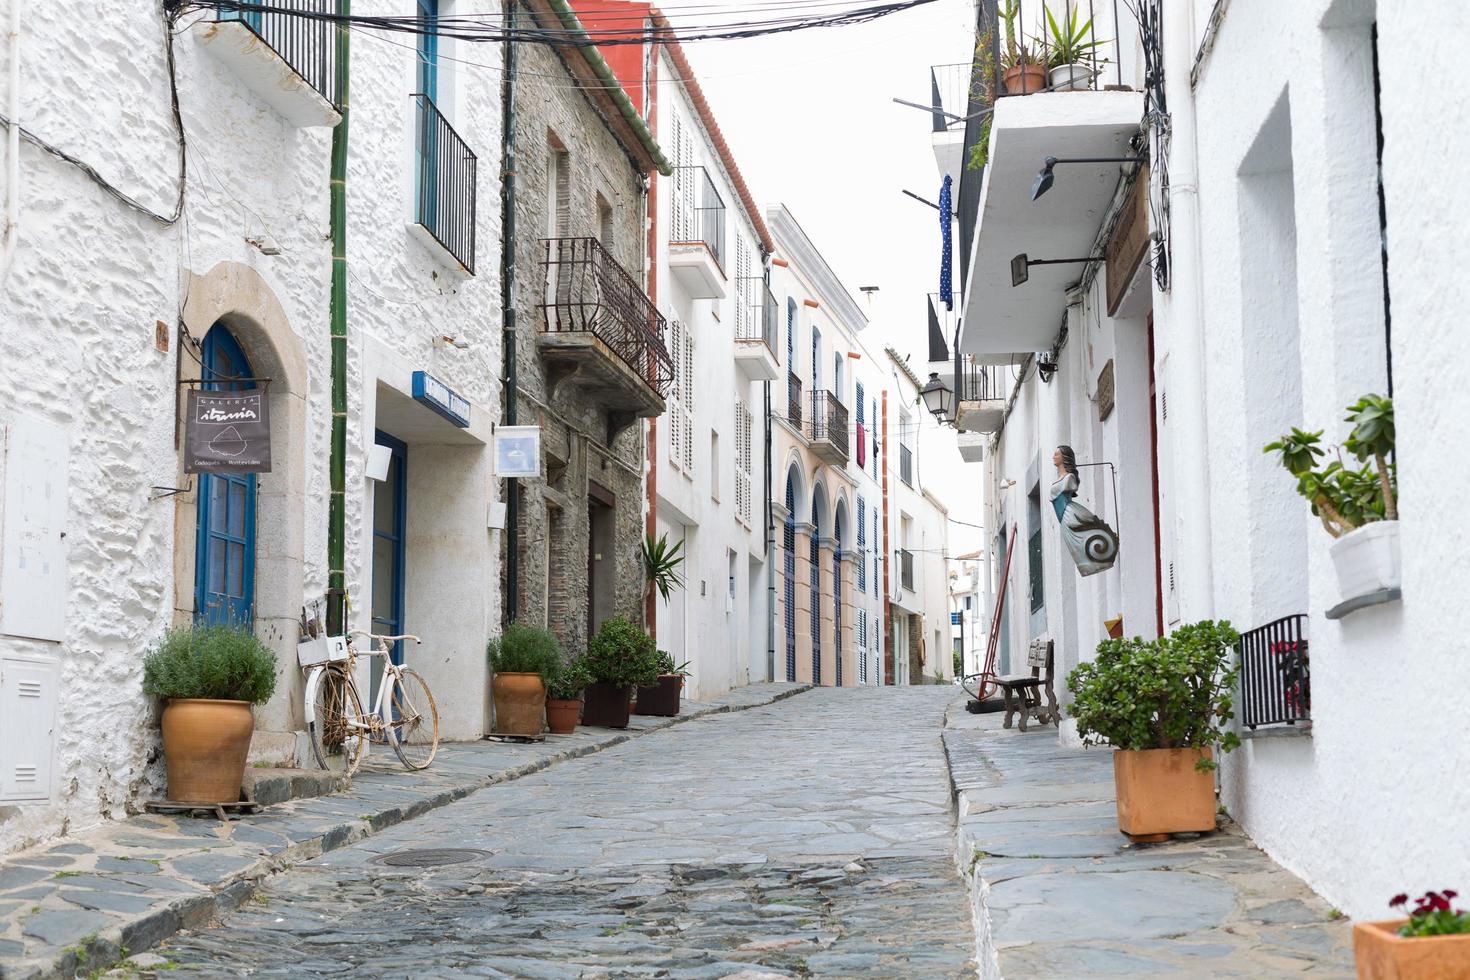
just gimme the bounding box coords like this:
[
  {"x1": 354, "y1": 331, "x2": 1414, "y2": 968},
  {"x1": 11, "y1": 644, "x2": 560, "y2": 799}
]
[
  {"x1": 1446, "y1": 890, "x2": 1459, "y2": 900},
  {"x1": 1390, "y1": 893, "x2": 1409, "y2": 908}
]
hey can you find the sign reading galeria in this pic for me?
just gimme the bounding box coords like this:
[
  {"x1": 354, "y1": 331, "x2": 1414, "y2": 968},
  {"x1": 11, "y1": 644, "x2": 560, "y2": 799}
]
[{"x1": 184, "y1": 389, "x2": 273, "y2": 474}]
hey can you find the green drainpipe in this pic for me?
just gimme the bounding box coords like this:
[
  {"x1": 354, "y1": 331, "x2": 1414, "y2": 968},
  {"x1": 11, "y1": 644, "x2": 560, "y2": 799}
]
[{"x1": 326, "y1": 4, "x2": 350, "y2": 636}]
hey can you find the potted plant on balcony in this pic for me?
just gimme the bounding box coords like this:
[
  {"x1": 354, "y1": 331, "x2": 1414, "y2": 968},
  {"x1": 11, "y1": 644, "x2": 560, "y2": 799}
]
[
  {"x1": 1265, "y1": 394, "x2": 1399, "y2": 605},
  {"x1": 582, "y1": 617, "x2": 661, "y2": 729},
  {"x1": 143, "y1": 624, "x2": 278, "y2": 804},
  {"x1": 1045, "y1": 6, "x2": 1107, "y2": 91},
  {"x1": 487, "y1": 623, "x2": 561, "y2": 738},
  {"x1": 546, "y1": 656, "x2": 590, "y2": 735},
  {"x1": 1354, "y1": 889, "x2": 1470, "y2": 979},
  {"x1": 634, "y1": 651, "x2": 690, "y2": 718},
  {"x1": 1067, "y1": 620, "x2": 1241, "y2": 841},
  {"x1": 998, "y1": 0, "x2": 1047, "y2": 95}
]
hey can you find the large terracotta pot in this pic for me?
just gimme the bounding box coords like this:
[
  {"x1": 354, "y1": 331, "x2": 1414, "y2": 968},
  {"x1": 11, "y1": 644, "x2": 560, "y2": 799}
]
[
  {"x1": 492, "y1": 672, "x2": 547, "y2": 737},
  {"x1": 1003, "y1": 62, "x2": 1048, "y2": 95},
  {"x1": 1354, "y1": 920, "x2": 1470, "y2": 980},
  {"x1": 161, "y1": 699, "x2": 254, "y2": 804},
  {"x1": 582, "y1": 682, "x2": 632, "y2": 728},
  {"x1": 633, "y1": 675, "x2": 683, "y2": 717},
  {"x1": 546, "y1": 698, "x2": 583, "y2": 735},
  {"x1": 1113, "y1": 747, "x2": 1216, "y2": 840}
]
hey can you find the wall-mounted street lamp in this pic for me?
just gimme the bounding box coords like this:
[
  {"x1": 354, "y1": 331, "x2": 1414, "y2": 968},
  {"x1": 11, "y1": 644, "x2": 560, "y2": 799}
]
[
  {"x1": 920, "y1": 372, "x2": 955, "y2": 426},
  {"x1": 1010, "y1": 253, "x2": 1093, "y2": 287},
  {"x1": 1030, "y1": 155, "x2": 1143, "y2": 201},
  {"x1": 1036, "y1": 350, "x2": 1060, "y2": 383}
]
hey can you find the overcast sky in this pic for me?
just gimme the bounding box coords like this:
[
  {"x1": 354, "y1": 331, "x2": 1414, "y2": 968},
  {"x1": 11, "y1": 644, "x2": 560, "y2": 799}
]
[{"x1": 678, "y1": 0, "x2": 985, "y2": 557}]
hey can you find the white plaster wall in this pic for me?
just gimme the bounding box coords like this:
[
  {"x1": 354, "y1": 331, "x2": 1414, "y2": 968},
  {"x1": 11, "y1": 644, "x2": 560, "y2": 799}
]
[
  {"x1": 849, "y1": 341, "x2": 887, "y2": 684},
  {"x1": 0, "y1": 1, "x2": 501, "y2": 854}
]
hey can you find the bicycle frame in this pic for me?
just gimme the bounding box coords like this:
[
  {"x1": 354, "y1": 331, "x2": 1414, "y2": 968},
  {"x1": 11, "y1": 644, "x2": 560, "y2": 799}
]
[{"x1": 303, "y1": 631, "x2": 422, "y2": 755}]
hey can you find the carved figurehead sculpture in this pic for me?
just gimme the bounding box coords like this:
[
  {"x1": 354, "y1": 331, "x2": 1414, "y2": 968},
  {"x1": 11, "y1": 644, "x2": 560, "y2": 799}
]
[{"x1": 1051, "y1": 446, "x2": 1119, "y2": 577}]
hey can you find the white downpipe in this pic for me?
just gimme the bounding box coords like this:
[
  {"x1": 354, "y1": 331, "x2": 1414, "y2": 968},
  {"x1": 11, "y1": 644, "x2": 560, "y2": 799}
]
[{"x1": 1, "y1": 0, "x2": 20, "y2": 285}]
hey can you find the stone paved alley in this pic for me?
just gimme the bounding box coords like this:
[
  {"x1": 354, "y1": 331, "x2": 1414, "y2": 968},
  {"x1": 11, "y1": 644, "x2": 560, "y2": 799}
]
[{"x1": 1, "y1": 686, "x2": 1356, "y2": 978}]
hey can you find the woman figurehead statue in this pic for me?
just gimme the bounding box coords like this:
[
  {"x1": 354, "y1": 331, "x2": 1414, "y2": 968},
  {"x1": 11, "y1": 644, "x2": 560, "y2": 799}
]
[
  {"x1": 1054, "y1": 445, "x2": 1079, "y2": 481},
  {"x1": 1048, "y1": 444, "x2": 1118, "y2": 576}
]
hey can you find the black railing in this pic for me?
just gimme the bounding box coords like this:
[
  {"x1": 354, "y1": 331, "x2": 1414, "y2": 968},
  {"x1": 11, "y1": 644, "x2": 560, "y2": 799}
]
[
  {"x1": 219, "y1": 0, "x2": 342, "y2": 107},
  {"x1": 735, "y1": 277, "x2": 779, "y2": 357},
  {"x1": 984, "y1": 0, "x2": 1125, "y2": 97},
  {"x1": 413, "y1": 94, "x2": 477, "y2": 274},
  {"x1": 540, "y1": 237, "x2": 674, "y2": 396},
  {"x1": 955, "y1": 353, "x2": 1008, "y2": 402},
  {"x1": 899, "y1": 549, "x2": 915, "y2": 591},
  {"x1": 1239, "y1": 614, "x2": 1311, "y2": 729},
  {"x1": 809, "y1": 390, "x2": 850, "y2": 459},
  {"x1": 900, "y1": 444, "x2": 914, "y2": 486},
  {"x1": 787, "y1": 372, "x2": 803, "y2": 428},
  {"x1": 672, "y1": 166, "x2": 726, "y2": 269}
]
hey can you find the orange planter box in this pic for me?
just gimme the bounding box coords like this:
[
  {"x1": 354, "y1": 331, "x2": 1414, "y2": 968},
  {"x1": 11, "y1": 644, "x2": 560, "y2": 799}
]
[
  {"x1": 1113, "y1": 747, "x2": 1216, "y2": 838},
  {"x1": 1354, "y1": 919, "x2": 1470, "y2": 979}
]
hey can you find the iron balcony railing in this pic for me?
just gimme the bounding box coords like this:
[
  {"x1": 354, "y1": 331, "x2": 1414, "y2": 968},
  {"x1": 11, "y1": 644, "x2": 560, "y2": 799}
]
[
  {"x1": 929, "y1": 61, "x2": 979, "y2": 134},
  {"x1": 899, "y1": 549, "x2": 915, "y2": 591},
  {"x1": 218, "y1": 0, "x2": 343, "y2": 107},
  {"x1": 808, "y1": 390, "x2": 850, "y2": 459},
  {"x1": 955, "y1": 353, "x2": 1008, "y2": 402},
  {"x1": 540, "y1": 237, "x2": 674, "y2": 396},
  {"x1": 671, "y1": 165, "x2": 726, "y2": 270},
  {"x1": 899, "y1": 444, "x2": 914, "y2": 486},
  {"x1": 1239, "y1": 614, "x2": 1311, "y2": 729},
  {"x1": 787, "y1": 371, "x2": 803, "y2": 428},
  {"x1": 735, "y1": 277, "x2": 780, "y2": 357},
  {"x1": 413, "y1": 94, "x2": 478, "y2": 273},
  {"x1": 982, "y1": 0, "x2": 1126, "y2": 97}
]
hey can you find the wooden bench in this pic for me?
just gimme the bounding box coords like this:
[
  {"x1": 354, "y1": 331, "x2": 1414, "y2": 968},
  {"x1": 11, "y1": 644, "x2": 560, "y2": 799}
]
[{"x1": 996, "y1": 638, "x2": 1058, "y2": 732}]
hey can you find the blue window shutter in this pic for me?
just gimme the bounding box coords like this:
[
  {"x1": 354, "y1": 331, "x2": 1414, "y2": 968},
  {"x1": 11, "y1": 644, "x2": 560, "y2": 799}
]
[{"x1": 856, "y1": 382, "x2": 865, "y2": 425}]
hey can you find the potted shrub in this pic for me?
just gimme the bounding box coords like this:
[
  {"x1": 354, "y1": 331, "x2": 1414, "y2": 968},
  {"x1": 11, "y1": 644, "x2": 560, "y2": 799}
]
[
  {"x1": 142, "y1": 625, "x2": 278, "y2": 804},
  {"x1": 1045, "y1": 6, "x2": 1107, "y2": 91},
  {"x1": 1265, "y1": 394, "x2": 1398, "y2": 604},
  {"x1": 546, "y1": 657, "x2": 589, "y2": 735},
  {"x1": 634, "y1": 651, "x2": 690, "y2": 718},
  {"x1": 1067, "y1": 621, "x2": 1241, "y2": 841},
  {"x1": 1354, "y1": 889, "x2": 1470, "y2": 979},
  {"x1": 582, "y1": 617, "x2": 661, "y2": 729},
  {"x1": 487, "y1": 623, "x2": 561, "y2": 738},
  {"x1": 998, "y1": 0, "x2": 1047, "y2": 95}
]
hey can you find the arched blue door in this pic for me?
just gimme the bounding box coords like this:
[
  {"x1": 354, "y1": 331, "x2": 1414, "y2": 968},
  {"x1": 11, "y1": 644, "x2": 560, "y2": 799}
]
[
  {"x1": 783, "y1": 480, "x2": 797, "y2": 682},
  {"x1": 834, "y1": 512, "x2": 844, "y2": 687},
  {"x1": 809, "y1": 496, "x2": 821, "y2": 686},
  {"x1": 194, "y1": 324, "x2": 257, "y2": 626}
]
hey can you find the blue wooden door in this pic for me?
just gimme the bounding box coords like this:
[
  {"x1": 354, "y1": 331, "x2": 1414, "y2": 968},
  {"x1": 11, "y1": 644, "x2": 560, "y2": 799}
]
[
  {"x1": 370, "y1": 432, "x2": 408, "y2": 706},
  {"x1": 415, "y1": 0, "x2": 441, "y2": 233},
  {"x1": 194, "y1": 324, "x2": 257, "y2": 627}
]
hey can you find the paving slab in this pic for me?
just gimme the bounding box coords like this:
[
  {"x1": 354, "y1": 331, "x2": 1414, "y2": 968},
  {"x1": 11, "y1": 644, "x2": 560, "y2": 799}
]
[{"x1": 0, "y1": 682, "x2": 810, "y2": 980}]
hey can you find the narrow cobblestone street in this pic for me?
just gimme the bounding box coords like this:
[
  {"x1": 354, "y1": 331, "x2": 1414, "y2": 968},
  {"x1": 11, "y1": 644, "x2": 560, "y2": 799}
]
[{"x1": 157, "y1": 687, "x2": 975, "y2": 977}]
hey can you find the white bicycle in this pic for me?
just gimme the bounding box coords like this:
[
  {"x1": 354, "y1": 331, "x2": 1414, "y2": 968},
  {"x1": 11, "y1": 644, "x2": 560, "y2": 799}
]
[{"x1": 303, "y1": 630, "x2": 440, "y2": 775}]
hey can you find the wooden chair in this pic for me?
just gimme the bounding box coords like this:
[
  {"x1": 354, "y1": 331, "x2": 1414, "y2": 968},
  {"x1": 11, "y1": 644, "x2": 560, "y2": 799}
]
[{"x1": 996, "y1": 638, "x2": 1058, "y2": 732}]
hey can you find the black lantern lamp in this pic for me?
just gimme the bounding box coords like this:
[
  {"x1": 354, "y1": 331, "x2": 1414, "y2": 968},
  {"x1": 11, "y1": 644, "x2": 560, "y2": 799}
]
[
  {"x1": 919, "y1": 372, "x2": 954, "y2": 425},
  {"x1": 1030, "y1": 155, "x2": 1143, "y2": 201},
  {"x1": 1036, "y1": 351, "x2": 1060, "y2": 383}
]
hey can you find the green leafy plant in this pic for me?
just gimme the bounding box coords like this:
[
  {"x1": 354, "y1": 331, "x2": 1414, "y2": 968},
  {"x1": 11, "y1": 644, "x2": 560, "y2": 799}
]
[
  {"x1": 142, "y1": 625, "x2": 278, "y2": 704},
  {"x1": 1044, "y1": 5, "x2": 1107, "y2": 68},
  {"x1": 996, "y1": 0, "x2": 1044, "y2": 72},
  {"x1": 1265, "y1": 394, "x2": 1397, "y2": 538},
  {"x1": 654, "y1": 650, "x2": 691, "y2": 677},
  {"x1": 586, "y1": 617, "x2": 662, "y2": 690},
  {"x1": 486, "y1": 623, "x2": 562, "y2": 682},
  {"x1": 965, "y1": 116, "x2": 994, "y2": 172},
  {"x1": 643, "y1": 532, "x2": 686, "y2": 602},
  {"x1": 547, "y1": 656, "x2": 591, "y2": 700},
  {"x1": 1066, "y1": 620, "x2": 1242, "y2": 770},
  {"x1": 1390, "y1": 890, "x2": 1470, "y2": 937}
]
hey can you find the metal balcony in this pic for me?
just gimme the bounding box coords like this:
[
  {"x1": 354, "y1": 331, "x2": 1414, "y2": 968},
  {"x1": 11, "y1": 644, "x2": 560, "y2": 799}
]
[
  {"x1": 669, "y1": 166, "x2": 728, "y2": 299},
  {"x1": 1239, "y1": 615, "x2": 1311, "y2": 730},
  {"x1": 539, "y1": 238, "x2": 673, "y2": 420},
  {"x1": 412, "y1": 94, "x2": 478, "y2": 274},
  {"x1": 955, "y1": 355, "x2": 1008, "y2": 433},
  {"x1": 194, "y1": 0, "x2": 342, "y2": 128},
  {"x1": 733, "y1": 277, "x2": 780, "y2": 381},
  {"x1": 808, "y1": 390, "x2": 849, "y2": 465}
]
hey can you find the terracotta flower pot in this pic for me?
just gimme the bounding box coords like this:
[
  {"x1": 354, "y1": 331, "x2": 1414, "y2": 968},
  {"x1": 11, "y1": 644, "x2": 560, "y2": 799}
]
[
  {"x1": 161, "y1": 699, "x2": 254, "y2": 804},
  {"x1": 492, "y1": 671, "x2": 547, "y2": 737},
  {"x1": 546, "y1": 698, "x2": 583, "y2": 735},
  {"x1": 633, "y1": 675, "x2": 683, "y2": 717},
  {"x1": 582, "y1": 681, "x2": 632, "y2": 728},
  {"x1": 1003, "y1": 62, "x2": 1048, "y2": 95},
  {"x1": 1113, "y1": 747, "x2": 1216, "y2": 840},
  {"x1": 1354, "y1": 919, "x2": 1470, "y2": 980}
]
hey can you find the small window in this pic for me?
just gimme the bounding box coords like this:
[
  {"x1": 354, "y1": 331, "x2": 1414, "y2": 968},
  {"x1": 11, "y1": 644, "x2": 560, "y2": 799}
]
[{"x1": 597, "y1": 195, "x2": 614, "y2": 254}]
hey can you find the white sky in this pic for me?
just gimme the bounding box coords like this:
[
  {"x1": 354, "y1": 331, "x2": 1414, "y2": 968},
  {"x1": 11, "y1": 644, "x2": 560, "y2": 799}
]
[{"x1": 677, "y1": 0, "x2": 986, "y2": 558}]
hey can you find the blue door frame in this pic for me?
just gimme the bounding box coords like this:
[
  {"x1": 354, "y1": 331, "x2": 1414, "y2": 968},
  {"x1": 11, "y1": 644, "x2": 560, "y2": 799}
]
[
  {"x1": 371, "y1": 431, "x2": 408, "y2": 673},
  {"x1": 194, "y1": 325, "x2": 258, "y2": 627}
]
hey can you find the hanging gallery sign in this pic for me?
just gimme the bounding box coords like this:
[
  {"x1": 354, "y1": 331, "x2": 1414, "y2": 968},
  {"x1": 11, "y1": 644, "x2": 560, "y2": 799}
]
[
  {"x1": 493, "y1": 426, "x2": 541, "y2": 478},
  {"x1": 184, "y1": 389, "x2": 272, "y2": 474}
]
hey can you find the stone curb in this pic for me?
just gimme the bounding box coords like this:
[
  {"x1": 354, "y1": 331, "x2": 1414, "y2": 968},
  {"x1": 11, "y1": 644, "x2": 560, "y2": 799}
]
[
  {"x1": 941, "y1": 699, "x2": 998, "y2": 980},
  {"x1": 1, "y1": 683, "x2": 813, "y2": 980}
]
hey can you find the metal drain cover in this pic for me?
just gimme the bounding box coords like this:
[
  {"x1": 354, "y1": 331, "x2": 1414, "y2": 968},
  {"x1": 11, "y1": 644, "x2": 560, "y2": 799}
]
[{"x1": 376, "y1": 848, "x2": 488, "y2": 868}]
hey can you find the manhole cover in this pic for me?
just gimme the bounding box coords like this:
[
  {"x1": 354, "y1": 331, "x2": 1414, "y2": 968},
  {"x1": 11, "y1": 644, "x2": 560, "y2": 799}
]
[{"x1": 376, "y1": 848, "x2": 489, "y2": 868}]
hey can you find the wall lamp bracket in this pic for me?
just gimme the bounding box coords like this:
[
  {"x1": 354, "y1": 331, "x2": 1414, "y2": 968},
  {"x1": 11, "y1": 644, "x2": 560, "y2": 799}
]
[
  {"x1": 1031, "y1": 155, "x2": 1144, "y2": 200},
  {"x1": 1010, "y1": 253, "x2": 1094, "y2": 287}
]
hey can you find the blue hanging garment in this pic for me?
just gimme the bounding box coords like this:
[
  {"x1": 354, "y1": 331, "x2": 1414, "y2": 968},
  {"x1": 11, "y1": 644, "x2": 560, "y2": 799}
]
[{"x1": 939, "y1": 174, "x2": 954, "y2": 311}]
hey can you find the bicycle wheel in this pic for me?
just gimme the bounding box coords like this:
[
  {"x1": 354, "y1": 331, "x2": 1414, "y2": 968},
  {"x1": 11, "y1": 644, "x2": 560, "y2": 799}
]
[
  {"x1": 308, "y1": 665, "x2": 368, "y2": 775},
  {"x1": 388, "y1": 668, "x2": 440, "y2": 770}
]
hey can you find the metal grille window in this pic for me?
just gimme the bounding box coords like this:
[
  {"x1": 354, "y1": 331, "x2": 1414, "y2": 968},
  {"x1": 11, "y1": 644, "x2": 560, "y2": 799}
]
[
  {"x1": 858, "y1": 609, "x2": 868, "y2": 684},
  {"x1": 856, "y1": 497, "x2": 867, "y2": 593},
  {"x1": 412, "y1": 94, "x2": 478, "y2": 273},
  {"x1": 735, "y1": 401, "x2": 754, "y2": 526},
  {"x1": 1239, "y1": 615, "x2": 1311, "y2": 728}
]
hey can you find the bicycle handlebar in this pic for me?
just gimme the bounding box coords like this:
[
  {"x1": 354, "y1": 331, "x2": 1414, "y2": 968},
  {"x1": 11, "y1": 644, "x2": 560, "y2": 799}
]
[{"x1": 347, "y1": 630, "x2": 423, "y2": 645}]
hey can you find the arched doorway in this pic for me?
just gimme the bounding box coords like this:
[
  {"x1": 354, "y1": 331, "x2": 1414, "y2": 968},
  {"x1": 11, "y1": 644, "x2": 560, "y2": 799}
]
[
  {"x1": 194, "y1": 322, "x2": 258, "y2": 626},
  {"x1": 809, "y1": 491, "x2": 821, "y2": 686},
  {"x1": 833, "y1": 508, "x2": 844, "y2": 687},
  {"x1": 783, "y1": 479, "x2": 797, "y2": 682}
]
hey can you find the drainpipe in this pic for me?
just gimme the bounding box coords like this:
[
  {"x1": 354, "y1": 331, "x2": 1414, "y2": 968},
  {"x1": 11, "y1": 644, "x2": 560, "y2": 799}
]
[
  {"x1": 500, "y1": 0, "x2": 519, "y2": 624},
  {"x1": 325, "y1": 2, "x2": 350, "y2": 635},
  {"x1": 1, "y1": 0, "x2": 21, "y2": 285}
]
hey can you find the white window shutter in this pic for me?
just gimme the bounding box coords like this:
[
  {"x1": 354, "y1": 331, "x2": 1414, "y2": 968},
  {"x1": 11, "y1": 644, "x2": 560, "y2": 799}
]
[{"x1": 0, "y1": 655, "x2": 60, "y2": 804}]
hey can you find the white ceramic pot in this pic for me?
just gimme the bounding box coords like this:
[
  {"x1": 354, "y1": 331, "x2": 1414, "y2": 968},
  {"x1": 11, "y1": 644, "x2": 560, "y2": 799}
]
[
  {"x1": 1049, "y1": 63, "x2": 1094, "y2": 91},
  {"x1": 1328, "y1": 521, "x2": 1401, "y2": 600}
]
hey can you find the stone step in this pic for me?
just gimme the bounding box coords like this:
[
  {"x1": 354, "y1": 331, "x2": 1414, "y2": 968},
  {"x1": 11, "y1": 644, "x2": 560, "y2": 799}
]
[{"x1": 241, "y1": 768, "x2": 350, "y2": 807}]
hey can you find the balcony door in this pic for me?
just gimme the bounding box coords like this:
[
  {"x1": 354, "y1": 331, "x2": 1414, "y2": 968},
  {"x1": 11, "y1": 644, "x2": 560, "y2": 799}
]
[
  {"x1": 415, "y1": 0, "x2": 441, "y2": 232},
  {"x1": 194, "y1": 324, "x2": 257, "y2": 627}
]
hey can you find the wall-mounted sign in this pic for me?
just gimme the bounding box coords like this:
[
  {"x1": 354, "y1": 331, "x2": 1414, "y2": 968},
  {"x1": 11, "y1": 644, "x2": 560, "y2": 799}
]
[
  {"x1": 411, "y1": 371, "x2": 470, "y2": 428},
  {"x1": 950, "y1": 611, "x2": 962, "y2": 625},
  {"x1": 1097, "y1": 359, "x2": 1116, "y2": 422},
  {"x1": 1105, "y1": 165, "x2": 1151, "y2": 316},
  {"x1": 184, "y1": 390, "x2": 272, "y2": 474},
  {"x1": 493, "y1": 426, "x2": 541, "y2": 478}
]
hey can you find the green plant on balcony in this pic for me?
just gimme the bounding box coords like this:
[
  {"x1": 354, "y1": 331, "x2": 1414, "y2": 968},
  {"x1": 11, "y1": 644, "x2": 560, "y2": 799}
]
[
  {"x1": 1264, "y1": 394, "x2": 1397, "y2": 538},
  {"x1": 1043, "y1": 6, "x2": 1107, "y2": 69},
  {"x1": 997, "y1": 0, "x2": 1044, "y2": 71}
]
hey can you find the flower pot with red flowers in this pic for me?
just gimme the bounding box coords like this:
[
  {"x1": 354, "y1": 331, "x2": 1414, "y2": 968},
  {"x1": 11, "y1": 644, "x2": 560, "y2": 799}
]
[
  {"x1": 1355, "y1": 890, "x2": 1470, "y2": 980},
  {"x1": 546, "y1": 657, "x2": 589, "y2": 735},
  {"x1": 634, "y1": 652, "x2": 689, "y2": 718},
  {"x1": 1067, "y1": 621, "x2": 1241, "y2": 842},
  {"x1": 581, "y1": 618, "x2": 661, "y2": 729}
]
